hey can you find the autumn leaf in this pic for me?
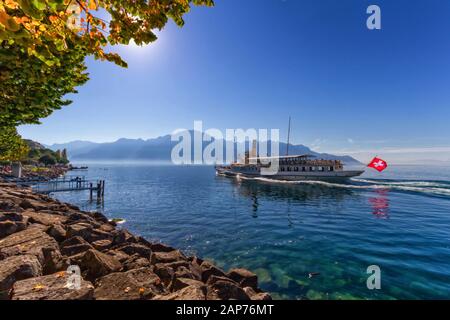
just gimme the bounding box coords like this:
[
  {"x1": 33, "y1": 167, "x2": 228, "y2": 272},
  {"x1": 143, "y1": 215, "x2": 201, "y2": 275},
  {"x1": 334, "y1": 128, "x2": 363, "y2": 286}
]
[{"x1": 33, "y1": 284, "x2": 46, "y2": 291}]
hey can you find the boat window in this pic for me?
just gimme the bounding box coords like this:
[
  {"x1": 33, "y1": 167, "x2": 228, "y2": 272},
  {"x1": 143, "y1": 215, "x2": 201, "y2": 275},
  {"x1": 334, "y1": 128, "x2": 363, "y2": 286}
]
[
  {"x1": 302, "y1": 167, "x2": 306, "y2": 172},
  {"x1": 310, "y1": 167, "x2": 314, "y2": 171},
  {"x1": 281, "y1": 167, "x2": 285, "y2": 172}
]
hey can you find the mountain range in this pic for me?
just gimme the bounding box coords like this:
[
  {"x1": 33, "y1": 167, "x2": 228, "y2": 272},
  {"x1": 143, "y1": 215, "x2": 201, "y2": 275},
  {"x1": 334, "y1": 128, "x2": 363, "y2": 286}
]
[{"x1": 48, "y1": 133, "x2": 362, "y2": 165}]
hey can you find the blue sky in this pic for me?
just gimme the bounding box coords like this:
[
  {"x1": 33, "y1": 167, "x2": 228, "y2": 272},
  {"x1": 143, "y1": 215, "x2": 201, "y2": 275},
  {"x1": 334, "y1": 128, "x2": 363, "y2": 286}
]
[{"x1": 18, "y1": 0, "x2": 450, "y2": 163}]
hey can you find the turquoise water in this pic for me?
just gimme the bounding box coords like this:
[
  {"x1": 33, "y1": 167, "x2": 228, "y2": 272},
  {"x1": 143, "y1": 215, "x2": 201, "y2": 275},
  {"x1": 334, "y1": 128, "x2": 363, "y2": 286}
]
[{"x1": 54, "y1": 164, "x2": 450, "y2": 300}]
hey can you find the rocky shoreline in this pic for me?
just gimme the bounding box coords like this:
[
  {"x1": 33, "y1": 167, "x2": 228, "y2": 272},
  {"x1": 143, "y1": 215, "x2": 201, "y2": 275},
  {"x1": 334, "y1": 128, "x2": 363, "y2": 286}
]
[{"x1": 0, "y1": 182, "x2": 271, "y2": 300}]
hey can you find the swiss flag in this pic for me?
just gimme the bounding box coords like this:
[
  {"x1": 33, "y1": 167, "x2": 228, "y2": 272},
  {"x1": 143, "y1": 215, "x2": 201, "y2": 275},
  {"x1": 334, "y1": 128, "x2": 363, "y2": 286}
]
[{"x1": 368, "y1": 157, "x2": 388, "y2": 172}]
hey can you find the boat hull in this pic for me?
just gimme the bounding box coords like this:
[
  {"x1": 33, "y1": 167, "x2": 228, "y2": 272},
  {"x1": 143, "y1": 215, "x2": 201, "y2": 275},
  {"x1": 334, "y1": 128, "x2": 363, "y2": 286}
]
[{"x1": 216, "y1": 168, "x2": 364, "y2": 182}]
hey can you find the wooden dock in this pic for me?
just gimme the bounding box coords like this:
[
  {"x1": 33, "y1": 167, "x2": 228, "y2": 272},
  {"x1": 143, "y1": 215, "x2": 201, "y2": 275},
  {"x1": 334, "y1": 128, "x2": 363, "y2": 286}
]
[{"x1": 31, "y1": 177, "x2": 105, "y2": 201}]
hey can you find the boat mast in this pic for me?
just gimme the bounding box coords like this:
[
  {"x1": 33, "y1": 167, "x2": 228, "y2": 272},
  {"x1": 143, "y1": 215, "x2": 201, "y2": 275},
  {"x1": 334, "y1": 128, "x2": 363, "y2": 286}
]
[{"x1": 286, "y1": 116, "x2": 291, "y2": 156}]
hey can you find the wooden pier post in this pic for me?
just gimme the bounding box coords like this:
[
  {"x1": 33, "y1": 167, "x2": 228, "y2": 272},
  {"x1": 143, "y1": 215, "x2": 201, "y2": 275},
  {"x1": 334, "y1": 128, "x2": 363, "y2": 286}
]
[
  {"x1": 89, "y1": 183, "x2": 93, "y2": 201},
  {"x1": 97, "y1": 181, "x2": 101, "y2": 200},
  {"x1": 101, "y1": 180, "x2": 105, "y2": 197}
]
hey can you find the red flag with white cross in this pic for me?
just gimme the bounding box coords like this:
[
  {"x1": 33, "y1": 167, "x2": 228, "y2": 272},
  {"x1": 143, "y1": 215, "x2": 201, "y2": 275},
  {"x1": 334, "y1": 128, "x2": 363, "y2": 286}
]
[{"x1": 368, "y1": 157, "x2": 388, "y2": 172}]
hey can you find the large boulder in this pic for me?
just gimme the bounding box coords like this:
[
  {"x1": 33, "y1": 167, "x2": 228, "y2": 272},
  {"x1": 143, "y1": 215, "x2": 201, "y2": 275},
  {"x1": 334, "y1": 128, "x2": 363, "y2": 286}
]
[
  {"x1": 243, "y1": 287, "x2": 272, "y2": 300},
  {"x1": 47, "y1": 223, "x2": 66, "y2": 242},
  {"x1": 112, "y1": 229, "x2": 137, "y2": 246},
  {"x1": 66, "y1": 223, "x2": 111, "y2": 242},
  {"x1": 206, "y1": 275, "x2": 250, "y2": 300},
  {"x1": 19, "y1": 199, "x2": 50, "y2": 211},
  {"x1": 115, "y1": 244, "x2": 152, "y2": 259},
  {"x1": 200, "y1": 261, "x2": 226, "y2": 283},
  {"x1": 150, "y1": 242, "x2": 177, "y2": 253},
  {"x1": 227, "y1": 268, "x2": 258, "y2": 290},
  {"x1": 169, "y1": 277, "x2": 205, "y2": 292},
  {"x1": 94, "y1": 267, "x2": 165, "y2": 300},
  {"x1": 0, "y1": 255, "x2": 42, "y2": 299},
  {"x1": 150, "y1": 250, "x2": 187, "y2": 265},
  {"x1": 60, "y1": 236, "x2": 94, "y2": 257},
  {"x1": 10, "y1": 272, "x2": 94, "y2": 300},
  {"x1": 0, "y1": 212, "x2": 28, "y2": 239},
  {"x1": 0, "y1": 228, "x2": 64, "y2": 274},
  {"x1": 78, "y1": 249, "x2": 122, "y2": 281},
  {"x1": 22, "y1": 210, "x2": 67, "y2": 226},
  {"x1": 0, "y1": 199, "x2": 22, "y2": 212},
  {"x1": 91, "y1": 239, "x2": 112, "y2": 252},
  {"x1": 122, "y1": 254, "x2": 152, "y2": 271},
  {"x1": 154, "y1": 284, "x2": 207, "y2": 300}
]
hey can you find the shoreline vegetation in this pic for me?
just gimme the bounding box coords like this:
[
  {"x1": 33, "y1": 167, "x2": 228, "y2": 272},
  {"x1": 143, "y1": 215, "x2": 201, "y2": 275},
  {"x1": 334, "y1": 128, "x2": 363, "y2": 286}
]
[{"x1": 0, "y1": 173, "x2": 271, "y2": 300}]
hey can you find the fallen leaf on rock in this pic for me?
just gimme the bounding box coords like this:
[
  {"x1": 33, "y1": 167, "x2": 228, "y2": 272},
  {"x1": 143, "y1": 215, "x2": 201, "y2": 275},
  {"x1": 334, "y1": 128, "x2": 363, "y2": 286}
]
[
  {"x1": 56, "y1": 271, "x2": 66, "y2": 278},
  {"x1": 124, "y1": 287, "x2": 131, "y2": 293},
  {"x1": 33, "y1": 284, "x2": 45, "y2": 291},
  {"x1": 139, "y1": 288, "x2": 145, "y2": 295}
]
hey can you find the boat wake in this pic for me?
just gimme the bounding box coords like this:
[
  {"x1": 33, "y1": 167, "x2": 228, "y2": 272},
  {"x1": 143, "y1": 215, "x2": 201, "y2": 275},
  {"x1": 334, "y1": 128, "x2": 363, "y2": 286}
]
[{"x1": 234, "y1": 175, "x2": 450, "y2": 198}]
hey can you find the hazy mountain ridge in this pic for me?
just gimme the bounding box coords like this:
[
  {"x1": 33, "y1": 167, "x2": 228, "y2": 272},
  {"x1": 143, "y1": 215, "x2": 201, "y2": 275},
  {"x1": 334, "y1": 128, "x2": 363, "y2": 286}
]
[{"x1": 49, "y1": 134, "x2": 362, "y2": 164}]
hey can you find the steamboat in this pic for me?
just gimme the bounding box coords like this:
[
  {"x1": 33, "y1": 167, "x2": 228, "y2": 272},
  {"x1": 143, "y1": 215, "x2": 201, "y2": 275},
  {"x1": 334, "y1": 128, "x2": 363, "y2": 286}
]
[{"x1": 215, "y1": 118, "x2": 364, "y2": 182}]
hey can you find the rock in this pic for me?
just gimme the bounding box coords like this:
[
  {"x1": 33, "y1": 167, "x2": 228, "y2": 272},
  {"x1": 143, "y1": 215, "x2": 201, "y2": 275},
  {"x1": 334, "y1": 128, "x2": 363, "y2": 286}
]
[
  {"x1": 91, "y1": 212, "x2": 109, "y2": 224},
  {"x1": 207, "y1": 277, "x2": 251, "y2": 300},
  {"x1": 122, "y1": 254, "x2": 152, "y2": 271},
  {"x1": 0, "y1": 212, "x2": 23, "y2": 222},
  {"x1": 60, "y1": 236, "x2": 94, "y2": 257},
  {"x1": 169, "y1": 277, "x2": 205, "y2": 292},
  {"x1": 10, "y1": 272, "x2": 94, "y2": 300},
  {"x1": 0, "y1": 212, "x2": 28, "y2": 239},
  {"x1": 175, "y1": 266, "x2": 198, "y2": 281},
  {"x1": 243, "y1": 287, "x2": 272, "y2": 300},
  {"x1": 115, "y1": 243, "x2": 152, "y2": 259},
  {"x1": 150, "y1": 250, "x2": 186, "y2": 265},
  {"x1": 154, "y1": 284, "x2": 206, "y2": 300},
  {"x1": 91, "y1": 239, "x2": 112, "y2": 251},
  {"x1": 78, "y1": 249, "x2": 122, "y2": 281},
  {"x1": 112, "y1": 229, "x2": 137, "y2": 245},
  {"x1": 19, "y1": 199, "x2": 49, "y2": 211},
  {"x1": 47, "y1": 223, "x2": 66, "y2": 242},
  {"x1": 0, "y1": 228, "x2": 63, "y2": 274},
  {"x1": 0, "y1": 255, "x2": 42, "y2": 299},
  {"x1": 94, "y1": 268, "x2": 165, "y2": 300},
  {"x1": 66, "y1": 223, "x2": 111, "y2": 242},
  {"x1": 200, "y1": 261, "x2": 226, "y2": 283},
  {"x1": 22, "y1": 210, "x2": 67, "y2": 226},
  {"x1": 106, "y1": 250, "x2": 130, "y2": 263},
  {"x1": 0, "y1": 200, "x2": 22, "y2": 212},
  {"x1": 150, "y1": 242, "x2": 176, "y2": 253},
  {"x1": 42, "y1": 247, "x2": 67, "y2": 274},
  {"x1": 0, "y1": 221, "x2": 26, "y2": 239},
  {"x1": 227, "y1": 268, "x2": 258, "y2": 290},
  {"x1": 99, "y1": 223, "x2": 115, "y2": 233},
  {"x1": 27, "y1": 223, "x2": 49, "y2": 232},
  {"x1": 153, "y1": 263, "x2": 175, "y2": 286}
]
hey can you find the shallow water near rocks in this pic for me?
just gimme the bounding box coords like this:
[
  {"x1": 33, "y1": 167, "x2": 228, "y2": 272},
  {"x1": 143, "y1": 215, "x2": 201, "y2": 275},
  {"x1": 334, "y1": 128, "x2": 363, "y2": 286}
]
[{"x1": 53, "y1": 163, "x2": 450, "y2": 300}]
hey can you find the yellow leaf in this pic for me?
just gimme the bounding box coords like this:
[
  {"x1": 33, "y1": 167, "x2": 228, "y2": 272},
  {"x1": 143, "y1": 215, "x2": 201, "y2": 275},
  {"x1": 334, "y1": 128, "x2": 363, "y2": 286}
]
[
  {"x1": 89, "y1": 0, "x2": 97, "y2": 10},
  {"x1": 33, "y1": 284, "x2": 45, "y2": 291}
]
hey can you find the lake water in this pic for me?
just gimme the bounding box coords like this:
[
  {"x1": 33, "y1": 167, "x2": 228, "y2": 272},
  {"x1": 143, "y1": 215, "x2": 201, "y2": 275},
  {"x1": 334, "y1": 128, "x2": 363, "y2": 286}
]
[{"x1": 53, "y1": 163, "x2": 450, "y2": 300}]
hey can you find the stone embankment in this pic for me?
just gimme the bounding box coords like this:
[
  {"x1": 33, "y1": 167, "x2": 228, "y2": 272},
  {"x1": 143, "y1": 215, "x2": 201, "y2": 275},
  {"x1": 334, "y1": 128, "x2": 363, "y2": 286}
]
[{"x1": 0, "y1": 182, "x2": 271, "y2": 300}]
